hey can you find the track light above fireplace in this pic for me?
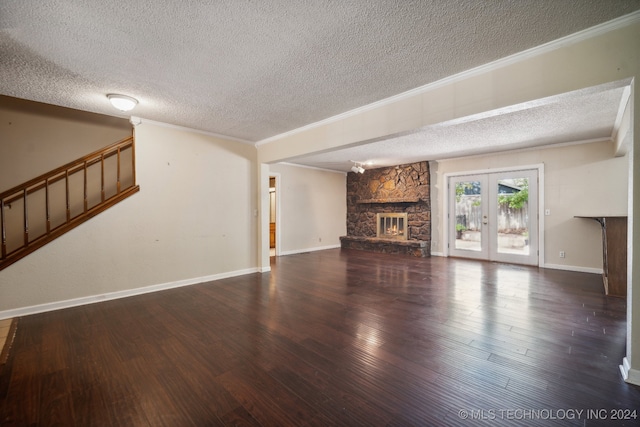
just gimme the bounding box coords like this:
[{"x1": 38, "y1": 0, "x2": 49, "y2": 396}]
[{"x1": 350, "y1": 161, "x2": 365, "y2": 174}]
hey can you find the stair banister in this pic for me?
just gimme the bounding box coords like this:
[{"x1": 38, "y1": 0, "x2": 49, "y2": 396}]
[{"x1": 0, "y1": 136, "x2": 139, "y2": 271}]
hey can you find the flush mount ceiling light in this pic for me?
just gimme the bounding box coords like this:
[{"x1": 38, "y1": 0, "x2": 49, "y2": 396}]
[
  {"x1": 350, "y1": 161, "x2": 365, "y2": 174},
  {"x1": 107, "y1": 94, "x2": 138, "y2": 112}
]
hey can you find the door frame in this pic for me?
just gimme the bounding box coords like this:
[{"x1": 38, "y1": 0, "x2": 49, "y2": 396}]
[
  {"x1": 269, "y1": 173, "x2": 281, "y2": 257},
  {"x1": 443, "y1": 163, "x2": 545, "y2": 267}
]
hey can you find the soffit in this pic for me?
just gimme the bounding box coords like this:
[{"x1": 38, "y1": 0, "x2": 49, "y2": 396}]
[{"x1": 288, "y1": 81, "x2": 631, "y2": 172}]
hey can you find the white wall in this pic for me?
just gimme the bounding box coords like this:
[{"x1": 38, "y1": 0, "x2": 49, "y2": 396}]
[
  {"x1": 269, "y1": 163, "x2": 346, "y2": 255},
  {"x1": 0, "y1": 121, "x2": 258, "y2": 315},
  {"x1": 431, "y1": 140, "x2": 628, "y2": 271}
]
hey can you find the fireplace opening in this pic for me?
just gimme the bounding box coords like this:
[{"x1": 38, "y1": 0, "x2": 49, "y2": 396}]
[{"x1": 377, "y1": 213, "x2": 408, "y2": 240}]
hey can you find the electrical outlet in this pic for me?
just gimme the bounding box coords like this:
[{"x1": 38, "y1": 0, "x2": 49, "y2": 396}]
[
  {"x1": 559, "y1": 251, "x2": 565, "y2": 258},
  {"x1": 545, "y1": 209, "x2": 551, "y2": 216}
]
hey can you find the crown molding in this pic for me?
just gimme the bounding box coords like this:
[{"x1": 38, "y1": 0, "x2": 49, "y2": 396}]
[
  {"x1": 256, "y1": 11, "x2": 640, "y2": 147},
  {"x1": 137, "y1": 117, "x2": 255, "y2": 145},
  {"x1": 276, "y1": 162, "x2": 347, "y2": 175}
]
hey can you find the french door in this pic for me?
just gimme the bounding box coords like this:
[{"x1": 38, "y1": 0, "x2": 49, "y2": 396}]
[{"x1": 448, "y1": 169, "x2": 538, "y2": 265}]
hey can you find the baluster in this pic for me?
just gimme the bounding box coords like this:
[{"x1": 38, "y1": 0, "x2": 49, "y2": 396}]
[
  {"x1": 131, "y1": 140, "x2": 137, "y2": 188},
  {"x1": 117, "y1": 146, "x2": 121, "y2": 194},
  {"x1": 45, "y1": 179, "x2": 51, "y2": 234},
  {"x1": 23, "y1": 188, "x2": 28, "y2": 247},
  {"x1": 101, "y1": 153, "x2": 105, "y2": 202},
  {"x1": 1, "y1": 198, "x2": 6, "y2": 259},
  {"x1": 65, "y1": 170, "x2": 71, "y2": 222},
  {"x1": 83, "y1": 161, "x2": 88, "y2": 213}
]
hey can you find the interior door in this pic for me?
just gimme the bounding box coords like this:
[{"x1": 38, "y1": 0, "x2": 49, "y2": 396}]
[{"x1": 449, "y1": 169, "x2": 538, "y2": 266}]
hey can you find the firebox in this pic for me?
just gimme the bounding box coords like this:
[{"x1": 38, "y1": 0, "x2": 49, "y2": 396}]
[{"x1": 376, "y1": 213, "x2": 408, "y2": 240}]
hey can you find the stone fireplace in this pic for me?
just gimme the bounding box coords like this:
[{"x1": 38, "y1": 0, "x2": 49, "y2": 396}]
[{"x1": 340, "y1": 161, "x2": 430, "y2": 257}]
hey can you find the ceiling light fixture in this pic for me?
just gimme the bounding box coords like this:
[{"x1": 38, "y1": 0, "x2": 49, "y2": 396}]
[
  {"x1": 350, "y1": 161, "x2": 365, "y2": 174},
  {"x1": 107, "y1": 94, "x2": 138, "y2": 112}
]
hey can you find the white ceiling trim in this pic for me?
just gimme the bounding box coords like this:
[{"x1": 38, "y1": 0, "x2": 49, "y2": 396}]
[
  {"x1": 277, "y1": 162, "x2": 347, "y2": 175},
  {"x1": 256, "y1": 11, "x2": 640, "y2": 148},
  {"x1": 134, "y1": 117, "x2": 254, "y2": 145}
]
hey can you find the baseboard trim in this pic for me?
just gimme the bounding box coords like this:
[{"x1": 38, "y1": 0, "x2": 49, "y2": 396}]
[
  {"x1": 279, "y1": 244, "x2": 341, "y2": 256},
  {"x1": 620, "y1": 357, "x2": 640, "y2": 386},
  {"x1": 542, "y1": 263, "x2": 603, "y2": 275},
  {"x1": 427, "y1": 256, "x2": 601, "y2": 272},
  {"x1": 0, "y1": 267, "x2": 259, "y2": 320}
]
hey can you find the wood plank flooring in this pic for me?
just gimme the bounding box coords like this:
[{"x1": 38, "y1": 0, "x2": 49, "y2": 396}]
[{"x1": 1, "y1": 249, "x2": 638, "y2": 426}]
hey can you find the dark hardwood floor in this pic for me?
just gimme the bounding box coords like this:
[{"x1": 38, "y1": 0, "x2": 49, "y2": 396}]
[{"x1": 1, "y1": 249, "x2": 638, "y2": 426}]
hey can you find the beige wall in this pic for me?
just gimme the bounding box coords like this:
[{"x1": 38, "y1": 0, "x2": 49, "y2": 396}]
[
  {"x1": 431, "y1": 140, "x2": 628, "y2": 270},
  {"x1": 0, "y1": 121, "x2": 258, "y2": 313},
  {"x1": 269, "y1": 163, "x2": 346, "y2": 254},
  {"x1": 0, "y1": 95, "x2": 131, "y2": 191}
]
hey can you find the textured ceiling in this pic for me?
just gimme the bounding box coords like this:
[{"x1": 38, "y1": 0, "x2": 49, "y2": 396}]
[{"x1": 1, "y1": 0, "x2": 639, "y2": 147}]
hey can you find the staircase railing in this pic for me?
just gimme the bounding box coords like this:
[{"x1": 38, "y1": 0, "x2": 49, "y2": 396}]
[{"x1": 0, "y1": 136, "x2": 140, "y2": 271}]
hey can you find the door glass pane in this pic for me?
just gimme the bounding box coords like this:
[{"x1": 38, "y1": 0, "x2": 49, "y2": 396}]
[
  {"x1": 496, "y1": 177, "x2": 529, "y2": 255},
  {"x1": 454, "y1": 181, "x2": 482, "y2": 251}
]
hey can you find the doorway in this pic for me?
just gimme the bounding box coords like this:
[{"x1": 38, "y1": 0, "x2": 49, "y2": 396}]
[
  {"x1": 448, "y1": 167, "x2": 539, "y2": 266},
  {"x1": 269, "y1": 175, "x2": 278, "y2": 257}
]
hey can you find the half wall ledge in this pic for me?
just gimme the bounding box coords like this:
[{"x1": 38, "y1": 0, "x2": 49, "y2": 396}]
[{"x1": 340, "y1": 236, "x2": 430, "y2": 257}]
